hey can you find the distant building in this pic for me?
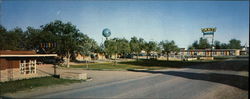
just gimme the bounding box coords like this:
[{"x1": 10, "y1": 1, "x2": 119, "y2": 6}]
[
  {"x1": 240, "y1": 47, "x2": 249, "y2": 55},
  {"x1": 0, "y1": 50, "x2": 57, "y2": 82},
  {"x1": 180, "y1": 49, "x2": 241, "y2": 56},
  {"x1": 75, "y1": 53, "x2": 106, "y2": 61}
]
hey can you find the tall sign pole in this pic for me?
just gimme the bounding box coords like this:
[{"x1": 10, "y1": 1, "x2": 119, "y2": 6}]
[
  {"x1": 201, "y1": 27, "x2": 216, "y2": 57},
  {"x1": 102, "y1": 28, "x2": 111, "y2": 50}
]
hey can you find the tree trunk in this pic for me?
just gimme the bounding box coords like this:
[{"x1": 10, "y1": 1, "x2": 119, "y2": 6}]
[
  {"x1": 167, "y1": 52, "x2": 169, "y2": 61},
  {"x1": 147, "y1": 52, "x2": 149, "y2": 60},
  {"x1": 84, "y1": 56, "x2": 88, "y2": 69},
  {"x1": 114, "y1": 53, "x2": 117, "y2": 66},
  {"x1": 54, "y1": 64, "x2": 57, "y2": 77},
  {"x1": 66, "y1": 51, "x2": 70, "y2": 68},
  {"x1": 86, "y1": 59, "x2": 88, "y2": 69},
  {"x1": 136, "y1": 52, "x2": 139, "y2": 61}
]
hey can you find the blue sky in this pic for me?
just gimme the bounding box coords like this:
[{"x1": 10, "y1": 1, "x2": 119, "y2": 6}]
[{"x1": 1, "y1": 0, "x2": 249, "y2": 48}]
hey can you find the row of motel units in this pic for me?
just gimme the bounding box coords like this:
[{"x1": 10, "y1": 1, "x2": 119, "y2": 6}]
[
  {"x1": 179, "y1": 49, "x2": 240, "y2": 56},
  {"x1": 0, "y1": 50, "x2": 57, "y2": 82}
]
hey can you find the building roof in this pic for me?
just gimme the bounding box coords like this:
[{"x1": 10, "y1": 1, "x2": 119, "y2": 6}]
[
  {"x1": 0, "y1": 54, "x2": 57, "y2": 57},
  {"x1": 182, "y1": 49, "x2": 240, "y2": 52},
  {"x1": 0, "y1": 50, "x2": 57, "y2": 57},
  {"x1": 0, "y1": 50, "x2": 36, "y2": 55}
]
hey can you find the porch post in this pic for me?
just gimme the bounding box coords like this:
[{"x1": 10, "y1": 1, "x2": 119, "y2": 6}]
[{"x1": 34, "y1": 60, "x2": 36, "y2": 74}]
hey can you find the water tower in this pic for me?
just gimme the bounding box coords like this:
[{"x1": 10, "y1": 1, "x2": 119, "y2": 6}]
[{"x1": 102, "y1": 28, "x2": 111, "y2": 40}]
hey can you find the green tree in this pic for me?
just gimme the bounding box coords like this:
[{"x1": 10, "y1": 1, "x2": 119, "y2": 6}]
[
  {"x1": 41, "y1": 20, "x2": 85, "y2": 68},
  {"x1": 198, "y1": 37, "x2": 210, "y2": 49},
  {"x1": 76, "y1": 33, "x2": 96, "y2": 57},
  {"x1": 228, "y1": 39, "x2": 241, "y2": 49},
  {"x1": 0, "y1": 25, "x2": 7, "y2": 50},
  {"x1": 23, "y1": 27, "x2": 45, "y2": 50},
  {"x1": 99, "y1": 43, "x2": 105, "y2": 53},
  {"x1": 144, "y1": 41, "x2": 157, "y2": 59},
  {"x1": 104, "y1": 38, "x2": 130, "y2": 59},
  {"x1": 130, "y1": 37, "x2": 140, "y2": 60},
  {"x1": 214, "y1": 40, "x2": 221, "y2": 49},
  {"x1": 0, "y1": 26, "x2": 33, "y2": 50},
  {"x1": 188, "y1": 45, "x2": 195, "y2": 50},
  {"x1": 192, "y1": 40, "x2": 199, "y2": 49},
  {"x1": 138, "y1": 38, "x2": 146, "y2": 51},
  {"x1": 104, "y1": 39, "x2": 117, "y2": 59},
  {"x1": 189, "y1": 38, "x2": 210, "y2": 49},
  {"x1": 159, "y1": 40, "x2": 179, "y2": 61},
  {"x1": 76, "y1": 33, "x2": 98, "y2": 67},
  {"x1": 117, "y1": 38, "x2": 130, "y2": 58},
  {"x1": 220, "y1": 43, "x2": 229, "y2": 49},
  {"x1": 3, "y1": 27, "x2": 24, "y2": 50}
]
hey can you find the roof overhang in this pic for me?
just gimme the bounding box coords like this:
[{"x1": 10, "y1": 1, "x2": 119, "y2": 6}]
[{"x1": 0, "y1": 54, "x2": 57, "y2": 57}]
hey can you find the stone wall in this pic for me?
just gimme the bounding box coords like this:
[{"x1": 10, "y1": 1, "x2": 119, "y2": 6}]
[
  {"x1": 0, "y1": 69, "x2": 8, "y2": 82},
  {"x1": 60, "y1": 72, "x2": 87, "y2": 80},
  {"x1": 0, "y1": 68, "x2": 43, "y2": 82},
  {"x1": 199, "y1": 57, "x2": 214, "y2": 60},
  {"x1": 0, "y1": 69, "x2": 20, "y2": 82}
]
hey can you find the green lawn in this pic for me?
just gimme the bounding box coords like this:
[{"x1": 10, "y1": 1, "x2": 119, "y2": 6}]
[
  {"x1": 71, "y1": 59, "x2": 219, "y2": 70},
  {"x1": 213, "y1": 56, "x2": 235, "y2": 60},
  {"x1": 0, "y1": 76, "x2": 82, "y2": 95},
  {"x1": 71, "y1": 62, "x2": 165, "y2": 70}
]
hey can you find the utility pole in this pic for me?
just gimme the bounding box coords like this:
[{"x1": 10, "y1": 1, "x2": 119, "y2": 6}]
[{"x1": 211, "y1": 34, "x2": 214, "y2": 57}]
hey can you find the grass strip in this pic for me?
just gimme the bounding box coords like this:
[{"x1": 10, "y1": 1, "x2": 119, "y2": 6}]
[{"x1": 0, "y1": 76, "x2": 82, "y2": 95}]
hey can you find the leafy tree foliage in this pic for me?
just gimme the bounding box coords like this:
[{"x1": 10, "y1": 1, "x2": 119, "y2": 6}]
[
  {"x1": 192, "y1": 40, "x2": 199, "y2": 49},
  {"x1": 214, "y1": 40, "x2": 221, "y2": 49},
  {"x1": 189, "y1": 37, "x2": 211, "y2": 49},
  {"x1": 144, "y1": 41, "x2": 157, "y2": 59},
  {"x1": 1, "y1": 21, "x2": 244, "y2": 64},
  {"x1": 116, "y1": 38, "x2": 130, "y2": 57},
  {"x1": 0, "y1": 27, "x2": 24, "y2": 50},
  {"x1": 104, "y1": 38, "x2": 130, "y2": 59},
  {"x1": 0, "y1": 21, "x2": 99, "y2": 67},
  {"x1": 0, "y1": 25, "x2": 8, "y2": 50},
  {"x1": 159, "y1": 40, "x2": 179, "y2": 61},
  {"x1": 104, "y1": 39, "x2": 117, "y2": 59},
  {"x1": 220, "y1": 43, "x2": 229, "y2": 49},
  {"x1": 187, "y1": 46, "x2": 195, "y2": 50},
  {"x1": 41, "y1": 20, "x2": 99, "y2": 67},
  {"x1": 138, "y1": 38, "x2": 146, "y2": 51},
  {"x1": 189, "y1": 38, "x2": 242, "y2": 50},
  {"x1": 76, "y1": 33, "x2": 98, "y2": 57},
  {"x1": 130, "y1": 37, "x2": 141, "y2": 60},
  {"x1": 228, "y1": 39, "x2": 241, "y2": 49},
  {"x1": 198, "y1": 37, "x2": 211, "y2": 49}
]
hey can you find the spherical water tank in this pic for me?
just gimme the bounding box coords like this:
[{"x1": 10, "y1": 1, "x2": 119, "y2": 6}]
[{"x1": 102, "y1": 28, "x2": 111, "y2": 38}]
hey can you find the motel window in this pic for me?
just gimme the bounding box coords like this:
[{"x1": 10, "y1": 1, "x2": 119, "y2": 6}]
[
  {"x1": 20, "y1": 60, "x2": 36, "y2": 74},
  {"x1": 212, "y1": 52, "x2": 216, "y2": 56},
  {"x1": 194, "y1": 52, "x2": 197, "y2": 55},
  {"x1": 230, "y1": 51, "x2": 234, "y2": 56},
  {"x1": 202, "y1": 52, "x2": 205, "y2": 56}
]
